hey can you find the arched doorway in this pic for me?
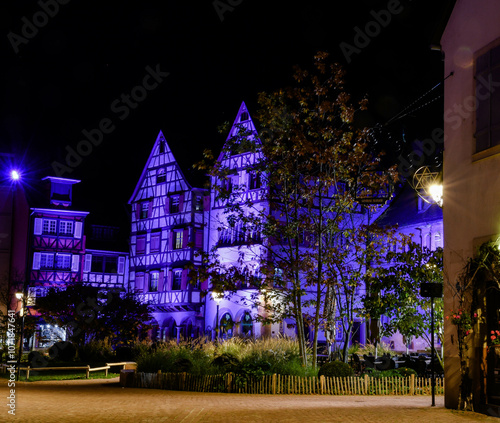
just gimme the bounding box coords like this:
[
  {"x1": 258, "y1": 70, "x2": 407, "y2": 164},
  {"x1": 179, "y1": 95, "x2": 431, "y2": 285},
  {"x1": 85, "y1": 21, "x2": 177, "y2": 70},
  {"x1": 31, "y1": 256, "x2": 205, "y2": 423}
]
[
  {"x1": 240, "y1": 312, "x2": 253, "y2": 337},
  {"x1": 220, "y1": 312, "x2": 234, "y2": 339}
]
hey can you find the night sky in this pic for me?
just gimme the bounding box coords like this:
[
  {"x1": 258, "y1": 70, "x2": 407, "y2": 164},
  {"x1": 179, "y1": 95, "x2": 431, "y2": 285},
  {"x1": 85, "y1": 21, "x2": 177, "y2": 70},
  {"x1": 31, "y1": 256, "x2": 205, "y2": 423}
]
[{"x1": 0, "y1": 0, "x2": 454, "y2": 228}]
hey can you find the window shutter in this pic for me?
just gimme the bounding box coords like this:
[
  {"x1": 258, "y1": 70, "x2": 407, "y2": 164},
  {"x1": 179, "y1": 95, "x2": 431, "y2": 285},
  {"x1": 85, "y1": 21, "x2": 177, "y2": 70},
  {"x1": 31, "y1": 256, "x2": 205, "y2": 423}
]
[
  {"x1": 118, "y1": 257, "x2": 125, "y2": 274},
  {"x1": 144, "y1": 273, "x2": 149, "y2": 293},
  {"x1": 179, "y1": 193, "x2": 184, "y2": 212},
  {"x1": 158, "y1": 271, "x2": 164, "y2": 291},
  {"x1": 32, "y1": 252, "x2": 41, "y2": 270},
  {"x1": 195, "y1": 230, "x2": 203, "y2": 249},
  {"x1": 135, "y1": 275, "x2": 143, "y2": 291},
  {"x1": 34, "y1": 218, "x2": 43, "y2": 235},
  {"x1": 135, "y1": 203, "x2": 140, "y2": 220},
  {"x1": 183, "y1": 229, "x2": 189, "y2": 248},
  {"x1": 165, "y1": 197, "x2": 170, "y2": 214},
  {"x1": 71, "y1": 255, "x2": 80, "y2": 272},
  {"x1": 181, "y1": 269, "x2": 188, "y2": 290},
  {"x1": 167, "y1": 270, "x2": 173, "y2": 290},
  {"x1": 168, "y1": 231, "x2": 173, "y2": 250},
  {"x1": 74, "y1": 221, "x2": 83, "y2": 239},
  {"x1": 84, "y1": 254, "x2": 92, "y2": 272},
  {"x1": 148, "y1": 201, "x2": 153, "y2": 218}
]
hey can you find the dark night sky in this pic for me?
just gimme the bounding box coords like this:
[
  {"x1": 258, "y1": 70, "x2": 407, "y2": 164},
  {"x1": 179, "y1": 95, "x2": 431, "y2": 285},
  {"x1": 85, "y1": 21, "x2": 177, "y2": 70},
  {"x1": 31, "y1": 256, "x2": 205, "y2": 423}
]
[{"x1": 0, "y1": 0, "x2": 454, "y2": 228}]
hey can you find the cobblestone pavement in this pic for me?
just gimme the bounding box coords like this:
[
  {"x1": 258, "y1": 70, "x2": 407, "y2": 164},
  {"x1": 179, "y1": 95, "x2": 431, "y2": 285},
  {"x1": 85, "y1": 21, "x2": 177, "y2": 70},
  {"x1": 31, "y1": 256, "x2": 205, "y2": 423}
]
[{"x1": 3, "y1": 378, "x2": 499, "y2": 423}]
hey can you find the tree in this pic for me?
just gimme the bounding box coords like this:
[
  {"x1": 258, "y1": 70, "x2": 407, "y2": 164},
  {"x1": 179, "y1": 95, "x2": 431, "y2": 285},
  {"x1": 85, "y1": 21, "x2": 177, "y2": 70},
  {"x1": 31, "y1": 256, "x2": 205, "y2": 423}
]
[
  {"x1": 363, "y1": 241, "x2": 444, "y2": 359},
  {"x1": 35, "y1": 284, "x2": 152, "y2": 348},
  {"x1": 197, "y1": 52, "x2": 397, "y2": 368}
]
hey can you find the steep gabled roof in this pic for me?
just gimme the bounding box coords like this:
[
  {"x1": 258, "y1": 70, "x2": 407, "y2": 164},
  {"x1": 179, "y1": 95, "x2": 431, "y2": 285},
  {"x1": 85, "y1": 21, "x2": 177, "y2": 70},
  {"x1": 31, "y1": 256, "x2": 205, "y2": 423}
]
[
  {"x1": 217, "y1": 101, "x2": 260, "y2": 162},
  {"x1": 128, "y1": 131, "x2": 192, "y2": 204}
]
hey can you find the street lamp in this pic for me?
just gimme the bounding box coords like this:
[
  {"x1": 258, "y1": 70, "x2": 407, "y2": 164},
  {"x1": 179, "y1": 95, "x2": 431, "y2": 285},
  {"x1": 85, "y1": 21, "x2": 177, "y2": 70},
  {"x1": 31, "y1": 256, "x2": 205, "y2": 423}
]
[
  {"x1": 213, "y1": 291, "x2": 223, "y2": 341},
  {"x1": 15, "y1": 292, "x2": 25, "y2": 382},
  {"x1": 412, "y1": 166, "x2": 443, "y2": 208}
]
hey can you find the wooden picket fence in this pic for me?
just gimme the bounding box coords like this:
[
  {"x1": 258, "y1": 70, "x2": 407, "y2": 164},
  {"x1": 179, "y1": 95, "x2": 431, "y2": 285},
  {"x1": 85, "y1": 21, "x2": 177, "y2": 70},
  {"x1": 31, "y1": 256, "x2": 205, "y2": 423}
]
[{"x1": 134, "y1": 372, "x2": 444, "y2": 396}]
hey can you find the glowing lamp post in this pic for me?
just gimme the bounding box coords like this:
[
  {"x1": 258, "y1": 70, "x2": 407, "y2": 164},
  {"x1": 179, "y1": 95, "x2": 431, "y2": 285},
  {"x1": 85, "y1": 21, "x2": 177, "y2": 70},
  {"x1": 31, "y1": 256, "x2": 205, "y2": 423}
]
[
  {"x1": 15, "y1": 292, "x2": 25, "y2": 382},
  {"x1": 213, "y1": 291, "x2": 223, "y2": 341},
  {"x1": 412, "y1": 166, "x2": 443, "y2": 208}
]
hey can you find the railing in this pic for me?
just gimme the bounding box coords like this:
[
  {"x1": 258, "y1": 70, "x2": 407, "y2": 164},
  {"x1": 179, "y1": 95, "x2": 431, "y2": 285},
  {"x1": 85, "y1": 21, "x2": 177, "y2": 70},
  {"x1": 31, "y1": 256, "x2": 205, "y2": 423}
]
[
  {"x1": 133, "y1": 372, "x2": 444, "y2": 395},
  {"x1": 20, "y1": 365, "x2": 109, "y2": 380}
]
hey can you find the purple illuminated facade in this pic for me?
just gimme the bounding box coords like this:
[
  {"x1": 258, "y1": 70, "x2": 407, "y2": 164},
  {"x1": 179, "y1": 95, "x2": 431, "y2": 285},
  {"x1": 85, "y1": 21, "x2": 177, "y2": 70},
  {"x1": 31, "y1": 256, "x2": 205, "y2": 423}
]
[
  {"x1": 128, "y1": 103, "x2": 443, "y2": 351},
  {"x1": 128, "y1": 131, "x2": 208, "y2": 341}
]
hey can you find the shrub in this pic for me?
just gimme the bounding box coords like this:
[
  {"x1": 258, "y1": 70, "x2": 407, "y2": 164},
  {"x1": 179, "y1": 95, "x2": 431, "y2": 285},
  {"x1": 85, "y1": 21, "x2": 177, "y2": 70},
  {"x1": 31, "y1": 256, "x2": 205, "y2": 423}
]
[
  {"x1": 396, "y1": 367, "x2": 417, "y2": 377},
  {"x1": 114, "y1": 345, "x2": 134, "y2": 362},
  {"x1": 318, "y1": 360, "x2": 354, "y2": 378},
  {"x1": 49, "y1": 341, "x2": 77, "y2": 362},
  {"x1": 212, "y1": 352, "x2": 240, "y2": 373},
  {"x1": 78, "y1": 340, "x2": 114, "y2": 363},
  {"x1": 28, "y1": 350, "x2": 48, "y2": 367},
  {"x1": 358, "y1": 341, "x2": 394, "y2": 357}
]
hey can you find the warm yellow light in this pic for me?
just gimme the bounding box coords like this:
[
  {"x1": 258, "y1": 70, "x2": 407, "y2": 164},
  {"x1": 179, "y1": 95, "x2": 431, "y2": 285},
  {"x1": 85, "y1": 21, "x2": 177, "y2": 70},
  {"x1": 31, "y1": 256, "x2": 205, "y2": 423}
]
[
  {"x1": 213, "y1": 291, "x2": 223, "y2": 304},
  {"x1": 428, "y1": 184, "x2": 443, "y2": 207},
  {"x1": 15, "y1": 292, "x2": 23, "y2": 300}
]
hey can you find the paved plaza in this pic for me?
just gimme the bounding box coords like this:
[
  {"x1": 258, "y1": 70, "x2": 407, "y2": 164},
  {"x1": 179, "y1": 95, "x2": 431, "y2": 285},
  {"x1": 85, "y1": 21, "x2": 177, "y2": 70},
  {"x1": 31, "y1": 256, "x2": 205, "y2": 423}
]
[{"x1": 3, "y1": 377, "x2": 499, "y2": 422}]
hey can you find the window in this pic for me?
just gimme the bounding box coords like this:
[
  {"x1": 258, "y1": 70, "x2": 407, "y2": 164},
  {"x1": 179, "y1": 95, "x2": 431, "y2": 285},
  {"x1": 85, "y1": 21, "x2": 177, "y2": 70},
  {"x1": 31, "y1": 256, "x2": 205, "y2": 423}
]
[
  {"x1": 476, "y1": 44, "x2": 500, "y2": 152},
  {"x1": 149, "y1": 272, "x2": 159, "y2": 292},
  {"x1": 241, "y1": 312, "x2": 253, "y2": 336},
  {"x1": 91, "y1": 255, "x2": 104, "y2": 272},
  {"x1": 40, "y1": 253, "x2": 54, "y2": 269},
  {"x1": 172, "y1": 270, "x2": 182, "y2": 290},
  {"x1": 249, "y1": 172, "x2": 261, "y2": 190},
  {"x1": 194, "y1": 195, "x2": 203, "y2": 211},
  {"x1": 104, "y1": 256, "x2": 118, "y2": 273},
  {"x1": 43, "y1": 219, "x2": 57, "y2": 235},
  {"x1": 59, "y1": 220, "x2": 74, "y2": 236},
  {"x1": 156, "y1": 168, "x2": 166, "y2": 184},
  {"x1": 55, "y1": 254, "x2": 71, "y2": 270},
  {"x1": 151, "y1": 232, "x2": 161, "y2": 252},
  {"x1": 240, "y1": 112, "x2": 249, "y2": 121},
  {"x1": 159, "y1": 140, "x2": 165, "y2": 153},
  {"x1": 174, "y1": 231, "x2": 183, "y2": 250},
  {"x1": 137, "y1": 236, "x2": 146, "y2": 255},
  {"x1": 140, "y1": 202, "x2": 150, "y2": 219},
  {"x1": 170, "y1": 195, "x2": 180, "y2": 213},
  {"x1": 273, "y1": 268, "x2": 283, "y2": 287}
]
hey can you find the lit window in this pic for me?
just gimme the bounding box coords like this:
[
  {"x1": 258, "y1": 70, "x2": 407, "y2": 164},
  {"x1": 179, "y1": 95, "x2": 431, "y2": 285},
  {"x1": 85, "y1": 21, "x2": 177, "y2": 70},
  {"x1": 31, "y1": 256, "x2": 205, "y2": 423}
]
[
  {"x1": 43, "y1": 219, "x2": 57, "y2": 235},
  {"x1": 172, "y1": 270, "x2": 182, "y2": 290},
  {"x1": 59, "y1": 220, "x2": 74, "y2": 236},
  {"x1": 194, "y1": 195, "x2": 203, "y2": 211},
  {"x1": 149, "y1": 272, "x2": 159, "y2": 292},
  {"x1": 55, "y1": 254, "x2": 71, "y2": 270},
  {"x1": 174, "y1": 231, "x2": 183, "y2": 250}
]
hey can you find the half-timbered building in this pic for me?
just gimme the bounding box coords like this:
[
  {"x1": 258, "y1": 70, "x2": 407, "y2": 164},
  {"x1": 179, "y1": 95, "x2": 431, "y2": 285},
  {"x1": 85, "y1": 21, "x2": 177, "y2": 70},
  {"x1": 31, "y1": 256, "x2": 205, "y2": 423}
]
[{"x1": 129, "y1": 131, "x2": 208, "y2": 341}]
